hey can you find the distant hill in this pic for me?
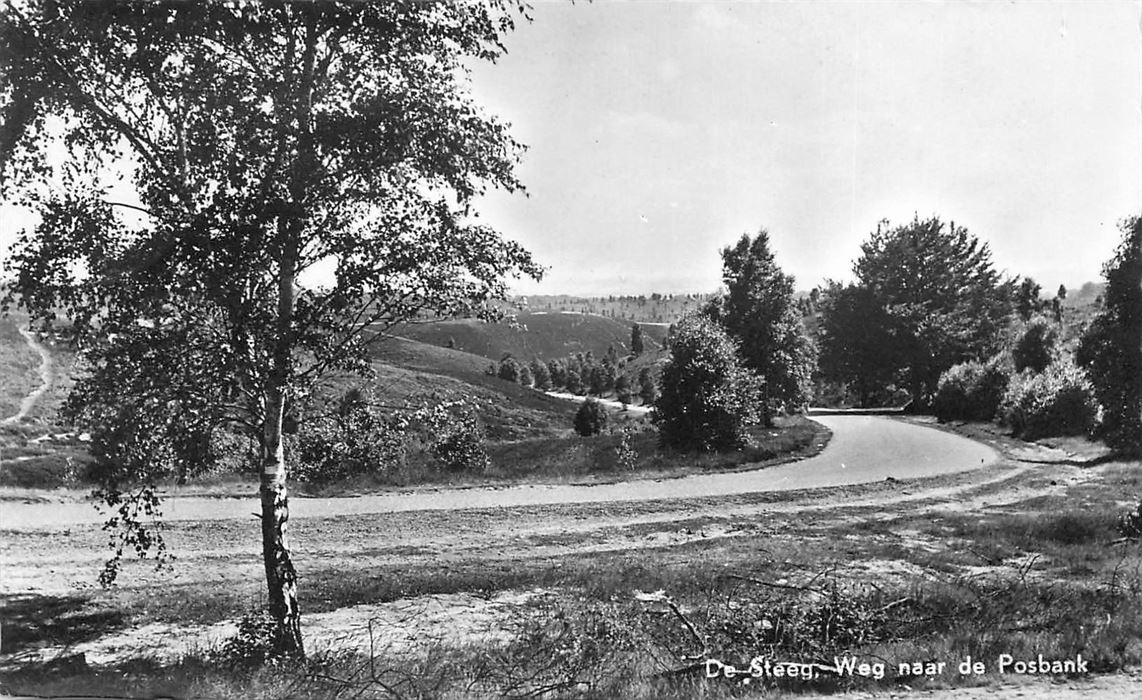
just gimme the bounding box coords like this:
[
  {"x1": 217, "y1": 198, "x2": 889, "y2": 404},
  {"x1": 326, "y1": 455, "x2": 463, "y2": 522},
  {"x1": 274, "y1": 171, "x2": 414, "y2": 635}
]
[
  {"x1": 1062, "y1": 281, "x2": 1105, "y2": 308},
  {"x1": 392, "y1": 311, "x2": 669, "y2": 363},
  {"x1": 518, "y1": 293, "x2": 718, "y2": 324}
]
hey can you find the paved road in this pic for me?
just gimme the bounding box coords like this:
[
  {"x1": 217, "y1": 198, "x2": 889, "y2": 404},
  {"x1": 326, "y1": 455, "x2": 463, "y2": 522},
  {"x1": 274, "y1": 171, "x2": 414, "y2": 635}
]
[{"x1": 0, "y1": 415, "x2": 997, "y2": 530}]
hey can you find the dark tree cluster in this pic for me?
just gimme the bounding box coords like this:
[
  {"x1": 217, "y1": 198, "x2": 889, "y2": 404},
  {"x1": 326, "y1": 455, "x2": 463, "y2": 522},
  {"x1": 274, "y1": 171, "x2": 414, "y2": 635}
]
[
  {"x1": 1078, "y1": 217, "x2": 1142, "y2": 454},
  {"x1": 817, "y1": 216, "x2": 1014, "y2": 409}
]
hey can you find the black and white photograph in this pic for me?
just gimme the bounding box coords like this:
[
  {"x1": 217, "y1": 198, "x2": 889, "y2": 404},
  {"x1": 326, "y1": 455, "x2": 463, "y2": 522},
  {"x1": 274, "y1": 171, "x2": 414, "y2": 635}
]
[{"x1": 0, "y1": 1, "x2": 1140, "y2": 698}]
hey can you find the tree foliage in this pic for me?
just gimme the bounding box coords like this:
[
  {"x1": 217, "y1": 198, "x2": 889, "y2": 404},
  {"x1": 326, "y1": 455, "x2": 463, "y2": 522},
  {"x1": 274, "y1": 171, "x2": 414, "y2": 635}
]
[
  {"x1": 0, "y1": 1, "x2": 538, "y2": 655},
  {"x1": 705, "y1": 230, "x2": 816, "y2": 422},
  {"x1": 816, "y1": 282, "x2": 901, "y2": 407},
  {"x1": 1012, "y1": 316, "x2": 1057, "y2": 374},
  {"x1": 652, "y1": 314, "x2": 762, "y2": 451},
  {"x1": 1015, "y1": 276, "x2": 1043, "y2": 321},
  {"x1": 630, "y1": 323, "x2": 644, "y2": 355},
  {"x1": 851, "y1": 216, "x2": 1013, "y2": 408},
  {"x1": 1077, "y1": 216, "x2": 1142, "y2": 454},
  {"x1": 573, "y1": 397, "x2": 608, "y2": 437}
]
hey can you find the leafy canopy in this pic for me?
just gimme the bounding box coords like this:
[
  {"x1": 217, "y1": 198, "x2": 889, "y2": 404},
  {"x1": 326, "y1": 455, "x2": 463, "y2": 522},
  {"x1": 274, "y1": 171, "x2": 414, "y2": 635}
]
[
  {"x1": 0, "y1": 1, "x2": 540, "y2": 580},
  {"x1": 1077, "y1": 216, "x2": 1142, "y2": 454},
  {"x1": 852, "y1": 216, "x2": 1013, "y2": 405},
  {"x1": 652, "y1": 313, "x2": 762, "y2": 452},
  {"x1": 706, "y1": 231, "x2": 816, "y2": 414}
]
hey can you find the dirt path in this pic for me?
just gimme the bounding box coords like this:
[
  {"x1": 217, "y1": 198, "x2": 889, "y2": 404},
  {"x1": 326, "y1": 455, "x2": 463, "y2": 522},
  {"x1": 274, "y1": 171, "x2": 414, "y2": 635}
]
[{"x1": 1, "y1": 329, "x2": 53, "y2": 425}]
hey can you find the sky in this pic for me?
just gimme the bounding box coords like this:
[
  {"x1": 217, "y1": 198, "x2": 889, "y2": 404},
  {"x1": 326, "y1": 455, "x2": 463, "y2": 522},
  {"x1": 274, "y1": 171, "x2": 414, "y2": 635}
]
[
  {"x1": 467, "y1": 0, "x2": 1142, "y2": 296},
  {"x1": 1, "y1": 2, "x2": 1138, "y2": 298}
]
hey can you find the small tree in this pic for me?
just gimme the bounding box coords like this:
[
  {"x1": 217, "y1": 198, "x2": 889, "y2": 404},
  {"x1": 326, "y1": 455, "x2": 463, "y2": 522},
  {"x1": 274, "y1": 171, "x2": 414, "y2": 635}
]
[
  {"x1": 547, "y1": 359, "x2": 567, "y2": 389},
  {"x1": 517, "y1": 364, "x2": 533, "y2": 388},
  {"x1": 565, "y1": 368, "x2": 583, "y2": 395},
  {"x1": 1077, "y1": 216, "x2": 1142, "y2": 454},
  {"x1": 630, "y1": 323, "x2": 645, "y2": 355},
  {"x1": 1012, "y1": 317, "x2": 1057, "y2": 374},
  {"x1": 574, "y1": 398, "x2": 608, "y2": 437},
  {"x1": 652, "y1": 314, "x2": 762, "y2": 451},
  {"x1": 707, "y1": 230, "x2": 816, "y2": 424},
  {"x1": 615, "y1": 374, "x2": 633, "y2": 406},
  {"x1": 638, "y1": 367, "x2": 658, "y2": 405},
  {"x1": 498, "y1": 356, "x2": 522, "y2": 383},
  {"x1": 1015, "y1": 277, "x2": 1043, "y2": 321},
  {"x1": 530, "y1": 358, "x2": 552, "y2": 391}
]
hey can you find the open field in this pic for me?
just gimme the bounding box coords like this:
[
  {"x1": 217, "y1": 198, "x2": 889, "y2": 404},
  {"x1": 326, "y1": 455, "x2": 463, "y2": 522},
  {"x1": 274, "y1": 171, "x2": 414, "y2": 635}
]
[{"x1": 4, "y1": 415, "x2": 1140, "y2": 698}]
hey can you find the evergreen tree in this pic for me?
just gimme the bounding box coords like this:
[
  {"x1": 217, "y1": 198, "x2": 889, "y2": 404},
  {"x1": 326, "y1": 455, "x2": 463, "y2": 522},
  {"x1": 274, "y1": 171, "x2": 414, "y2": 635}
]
[
  {"x1": 530, "y1": 358, "x2": 552, "y2": 391},
  {"x1": 638, "y1": 367, "x2": 658, "y2": 405},
  {"x1": 630, "y1": 323, "x2": 645, "y2": 355}
]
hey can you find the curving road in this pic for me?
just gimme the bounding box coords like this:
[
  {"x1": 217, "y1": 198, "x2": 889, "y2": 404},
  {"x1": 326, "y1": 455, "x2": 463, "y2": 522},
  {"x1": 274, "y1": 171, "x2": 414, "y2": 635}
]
[{"x1": 0, "y1": 415, "x2": 997, "y2": 531}]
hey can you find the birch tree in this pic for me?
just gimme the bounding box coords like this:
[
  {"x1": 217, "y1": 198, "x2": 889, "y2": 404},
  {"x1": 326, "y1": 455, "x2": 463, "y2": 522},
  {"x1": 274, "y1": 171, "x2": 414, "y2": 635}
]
[{"x1": 0, "y1": 0, "x2": 539, "y2": 655}]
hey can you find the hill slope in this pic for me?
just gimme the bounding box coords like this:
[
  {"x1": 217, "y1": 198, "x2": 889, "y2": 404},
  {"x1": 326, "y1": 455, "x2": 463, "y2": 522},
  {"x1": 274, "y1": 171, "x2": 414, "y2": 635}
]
[{"x1": 392, "y1": 312, "x2": 668, "y2": 362}]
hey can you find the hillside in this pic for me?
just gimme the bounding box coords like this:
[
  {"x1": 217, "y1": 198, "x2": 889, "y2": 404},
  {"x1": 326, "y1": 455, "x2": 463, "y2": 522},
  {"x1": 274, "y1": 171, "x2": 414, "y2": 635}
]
[
  {"x1": 363, "y1": 335, "x2": 580, "y2": 440},
  {"x1": 392, "y1": 311, "x2": 669, "y2": 363}
]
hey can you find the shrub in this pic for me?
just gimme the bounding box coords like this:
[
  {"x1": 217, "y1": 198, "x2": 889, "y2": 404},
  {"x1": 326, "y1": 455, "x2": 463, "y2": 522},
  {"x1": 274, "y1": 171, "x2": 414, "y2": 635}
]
[
  {"x1": 215, "y1": 610, "x2": 282, "y2": 669},
  {"x1": 418, "y1": 401, "x2": 490, "y2": 473},
  {"x1": 933, "y1": 359, "x2": 1009, "y2": 422},
  {"x1": 1012, "y1": 316, "x2": 1058, "y2": 373},
  {"x1": 614, "y1": 426, "x2": 638, "y2": 470},
  {"x1": 652, "y1": 314, "x2": 762, "y2": 451},
  {"x1": 294, "y1": 393, "x2": 405, "y2": 484},
  {"x1": 999, "y1": 361, "x2": 1097, "y2": 440},
  {"x1": 497, "y1": 356, "x2": 521, "y2": 383},
  {"x1": 574, "y1": 398, "x2": 609, "y2": 436},
  {"x1": 1117, "y1": 501, "x2": 1142, "y2": 540}
]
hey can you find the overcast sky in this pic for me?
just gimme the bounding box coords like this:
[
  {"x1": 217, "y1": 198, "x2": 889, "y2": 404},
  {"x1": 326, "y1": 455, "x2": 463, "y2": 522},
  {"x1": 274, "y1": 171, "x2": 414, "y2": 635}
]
[
  {"x1": 0, "y1": 2, "x2": 1137, "y2": 298},
  {"x1": 469, "y1": 0, "x2": 1142, "y2": 296}
]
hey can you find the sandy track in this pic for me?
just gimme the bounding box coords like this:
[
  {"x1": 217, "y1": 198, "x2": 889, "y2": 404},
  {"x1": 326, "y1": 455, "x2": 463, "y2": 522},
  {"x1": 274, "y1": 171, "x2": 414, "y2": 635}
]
[{"x1": 1, "y1": 329, "x2": 53, "y2": 425}]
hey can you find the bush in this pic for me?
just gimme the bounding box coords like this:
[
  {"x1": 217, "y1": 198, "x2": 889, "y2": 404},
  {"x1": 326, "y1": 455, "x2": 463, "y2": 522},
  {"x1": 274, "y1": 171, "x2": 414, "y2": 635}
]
[
  {"x1": 1012, "y1": 316, "x2": 1058, "y2": 373},
  {"x1": 418, "y1": 401, "x2": 490, "y2": 473},
  {"x1": 294, "y1": 393, "x2": 405, "y2": 485},
  {"x1": 497, "y1": 356, "x2": 522, "y2": 383},
  {"x1": 1117, "y1": 501, "x2": 1142, "y2": 540},
  {"x1": 215, "y1": 610, "x2": 282, "y2": 669},
  {"x1": 574, "y1": 398, "x2": 609, "y2": 436},
  {"x1": 999, "y1": 361, "x2": 1097, "y2": 440},
  {"x1": 652, "y1": 314, "x2": 762, "y2": 451},
  {"x1": 933, "y1": 359, "x2": 1009, "y2": 422}
]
